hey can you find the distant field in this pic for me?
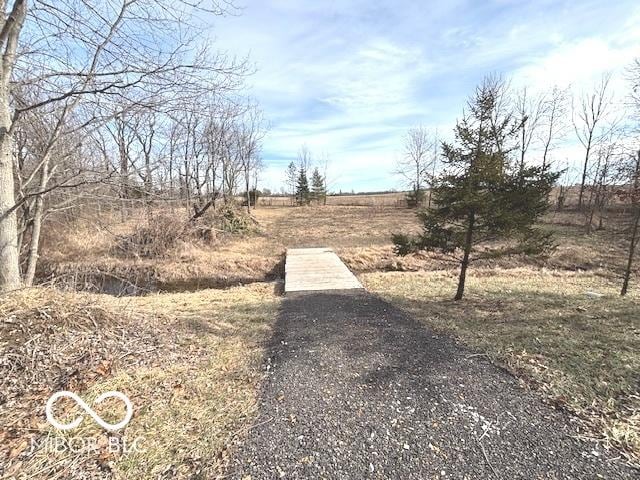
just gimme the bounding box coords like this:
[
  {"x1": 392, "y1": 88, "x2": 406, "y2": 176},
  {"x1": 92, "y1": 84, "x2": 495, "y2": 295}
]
[
  {"x1": 257, "y1": 185, "x2": 598, "y2": 208},
  {"x1": 257, "y1": 191, "x2": 408, "y2": 207}
]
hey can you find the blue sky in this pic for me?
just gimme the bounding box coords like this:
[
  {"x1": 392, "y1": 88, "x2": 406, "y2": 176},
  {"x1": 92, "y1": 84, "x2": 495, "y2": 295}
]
[{"x1": 210, "y1": 0, "x2": 640, "y2": 192}]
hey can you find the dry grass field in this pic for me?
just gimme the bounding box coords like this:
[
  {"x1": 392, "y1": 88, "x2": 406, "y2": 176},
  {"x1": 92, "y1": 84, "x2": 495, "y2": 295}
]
[
  {"x1": 2, "y1": 203, "x2": 639, "y2": 476},
  {"x1": 36, "y1": 205, "x2": 423, "y2": 293},
  {"x1": 257, "y1": 192, "x2": 408, "y2": 207},
  {"x1": 257, "y1": 187, "x2": 570, "y2": 208},
  {"x1": 39, "y1": 204, "x2": 631, "y2": 292}
]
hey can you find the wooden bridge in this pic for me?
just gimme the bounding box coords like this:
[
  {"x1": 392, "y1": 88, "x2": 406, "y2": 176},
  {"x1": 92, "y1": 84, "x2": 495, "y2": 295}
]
[{"x1": 284, "y1": 248, "x2": 363, "y2": 293}]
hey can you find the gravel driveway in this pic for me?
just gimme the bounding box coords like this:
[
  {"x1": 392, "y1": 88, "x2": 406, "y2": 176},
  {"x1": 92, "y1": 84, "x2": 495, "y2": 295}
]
[{"x1": 228, "y1": 290, "x2": 636, "y2": 479}]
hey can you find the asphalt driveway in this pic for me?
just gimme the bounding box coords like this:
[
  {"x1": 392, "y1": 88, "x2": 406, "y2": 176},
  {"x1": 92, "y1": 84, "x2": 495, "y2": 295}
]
[{"x1": 229, "y1": 290, "x2": 635, "y2": 479}]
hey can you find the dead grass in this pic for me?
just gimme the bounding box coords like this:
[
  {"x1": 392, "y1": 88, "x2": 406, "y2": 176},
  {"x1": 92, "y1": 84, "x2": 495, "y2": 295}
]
[
  {"x1": 257, "y1": 192, "x2": 408, "y2": 207},
  {"x1": 1, "y1": 283, "x2": 280, "y2": 479},
  {"x1": 38, "y1": 207, "x2": 280, "y2": 292},
  {"x1": 361, "y1": 268, "x2": 640, "y2": 466},
  {"x1": 39, "y1": 205, "x2": 637, "y2": 293},
  {"x1": 38, "y1": 205, "x2": 420, "y2": 292},
  {"x1": 255, "y1": 206, "x2": 637, "y2": 277},
  {"x1": 253, "y1": 205, "x2": 420, "y2": 248}
]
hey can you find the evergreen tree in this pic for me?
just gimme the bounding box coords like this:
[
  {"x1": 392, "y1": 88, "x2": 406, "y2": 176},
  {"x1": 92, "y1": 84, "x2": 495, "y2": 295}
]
[
  {"x1": 295, "y1": 168, "x2": 311, "y2": 205},
  {"x1": 393, "y1": 77, "x2": 559, "y2": 300},
  {"x1": 405, "y1": 185, "x2": 426, "y2": 208},
  {"x1": 310, "y1": 167, "x2": 326, "y2": 204}
]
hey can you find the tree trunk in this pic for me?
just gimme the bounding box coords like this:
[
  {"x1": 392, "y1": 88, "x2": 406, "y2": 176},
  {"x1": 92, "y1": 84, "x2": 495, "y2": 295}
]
[
  {"x1": 621, "y1": 206, "x2": 640, "y2": 296},
  {"x1": 169, "y1": 149, "x2": 175, "y2": 213},
  {"x1": 542, "y1": 139, "x2": 550, "y2": 170},
  {"x1": 211, "y1": 169, "x2": 216, "y2": 213},
  {"x1": 578, "y1": 133, "x2": 593, "y2": 208},
  {"x1": 245, "y1": 172, "x2": 251, "y2": 214},
  {"x1": 0, "y1": 87, "x2": 18, "y2": 290},
  {"x1": 454, "y1": 211, "x2": 475, "y2": 301},
  {"x1": 183, "y1": 161, "x2": 191, "y2": 214},
  {"x1": 557, "y1": 184, "x2": 566, "y2": 211},
  {"x1": 24, "y1": 157, "x2": 50, "y2": 286},
  {"x1": 0, "y1": 0, "x2": 27, "y2": 291},
  {"x1": 586, "y1": 207, "x2": 594, "y2": 234},
  {"x1": 520, "y1": 117, "x2": 526, "y2": 172},
  {"x1": 0, "y1": 133, "x2": 21, "y2": 291}
]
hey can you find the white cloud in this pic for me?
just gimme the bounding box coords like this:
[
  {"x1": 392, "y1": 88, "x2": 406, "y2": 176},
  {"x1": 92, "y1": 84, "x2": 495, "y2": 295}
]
[
  {"x1": 513, "y1": 37, "x2": 637, "y2": 92},
  {"x1": 321, "y1": 39, "x2": 430, "y2": 110},
  {"x1": 211, "y1": 0, "x2": 640, "y2": 191}
]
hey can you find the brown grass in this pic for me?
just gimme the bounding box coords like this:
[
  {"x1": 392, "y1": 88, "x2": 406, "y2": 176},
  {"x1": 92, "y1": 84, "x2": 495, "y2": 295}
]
[
  {"x1": 37, "y1": 205, "x2": 638, "y2": 293},
  {"x1": 38, "y1": 207, "x2": 280, "y2": 292},
  {"x1": 1, "y1": 283, "x2": 280, "y2": 479},
  {"x1": 257, "y1": 192, "x2": 408, "y2": 207},
  {"x1": 255, "y1": 206, "x2": 637, "y2": 279},
  {"x1": 37, "y1": 205, "x2": 421, "y2": 292},
  {"x1": 362, "y1": 268, "x2": 640, "y2": 466}
]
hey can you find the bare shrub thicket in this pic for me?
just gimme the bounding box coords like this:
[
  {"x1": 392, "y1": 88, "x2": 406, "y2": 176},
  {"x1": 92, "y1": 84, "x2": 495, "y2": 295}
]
[
  {"x1": 114, "y1": 215, "x2": 189, "y2": 259},
  {"x1": 114, "y1": 206, "x2": 257, "y2": 260},
  {"x1": 0, "y1": 1, "x2": 267, "y2": 291}
]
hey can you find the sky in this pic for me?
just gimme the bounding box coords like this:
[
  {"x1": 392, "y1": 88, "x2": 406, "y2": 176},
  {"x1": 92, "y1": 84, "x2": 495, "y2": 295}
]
[{"x1": 209, "y1": 0, "x2": 640, "y2": 193}]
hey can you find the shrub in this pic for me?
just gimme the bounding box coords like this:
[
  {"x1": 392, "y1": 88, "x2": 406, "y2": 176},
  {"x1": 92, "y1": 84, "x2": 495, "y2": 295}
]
[
  {"x1": 216, "y1": 204, "x2": 255, "y2": 233},
  {"x1": 406, "y1": 189, "x2": 426, "y2": 208},
  {"x1": 114, "y1": 206, "x2": 256, "y2": 259},
  {"x1": 115, "y1": 214, "x2": 186, "y2": 258}
]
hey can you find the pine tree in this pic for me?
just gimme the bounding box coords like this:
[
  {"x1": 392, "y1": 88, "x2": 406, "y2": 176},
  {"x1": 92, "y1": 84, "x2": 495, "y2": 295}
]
[
  {"x1": 310, "y1": 167, "x2": 326, "y2": 205},
  {"x1": 392, "y1": 77, "x2": 559, "y2": 300},
  {"x1": 405, "y1": 185, "x2": 425, "y2": 208},
  {"x1": 295, "y1": 168, "x2": 311, "y2": 205}
]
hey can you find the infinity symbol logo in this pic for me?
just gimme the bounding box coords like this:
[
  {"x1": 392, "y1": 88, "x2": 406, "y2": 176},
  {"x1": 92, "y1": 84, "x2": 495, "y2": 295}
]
[{"x1": 45, "y1": 391, "x2": 133, "y2": 431}]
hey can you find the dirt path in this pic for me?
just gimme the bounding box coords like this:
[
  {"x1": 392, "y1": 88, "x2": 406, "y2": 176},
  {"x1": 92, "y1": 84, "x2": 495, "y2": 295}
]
[{"x1": 228, "y1": 290, "x2": 634, "y2": 479}]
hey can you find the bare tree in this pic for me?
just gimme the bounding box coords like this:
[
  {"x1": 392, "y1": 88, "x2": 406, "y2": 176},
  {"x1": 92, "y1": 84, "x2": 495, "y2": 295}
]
[
  {"x1": 285, "y1": 161, "x2": 297, "y2": 205},
  {"x1": 540, "y1": 86, "x2": 569, "y2": 168},
  {"x1": 396, "y1": 126, "x2": 436, "y2": 208},
  {"x1": 319, "y1": 151, "x2": 332, "y2": 205},
  {"x1": 130, "y1": 111, "x2": 160, "y2": 218},
  {"x1": 585, "y1": 139, "x2": 619, "y2": 233},
  {"x1": 0, "y1": 0, "x2": 28, "y2": 290},
  {"x1": 199, "y1": 102, "x2": 234, "y2": 215},
  {"x1": 621, "y1": 59, "x2": 640, "y2": 295},
  {"x1": 574, "y1": 74, "x2": 614, "y2": 208},
  {"x1": 621, "y1": 150, "x2": 640, "y2": 295},
  {"x1": 297, "y1": 144, "x2": 313, "y2": 173},
  {"x1": 0, "y1": 0, "x2": 246, "y2": 290},
  {"x1": 220, "y1": 118, "x2": 245, "y2": 203},
  {"x1": 238, "y1": 104, "x2": 265, "y2": 213},
  {"x1": 106, "y1": 112, "x2": 137, "y2": 201},
  {"x1": 628, "y1": 58, "x2": 640, "y2": 116},
  {"x1": 515, "y1": 87, "x2": 546, "y2": 171}
]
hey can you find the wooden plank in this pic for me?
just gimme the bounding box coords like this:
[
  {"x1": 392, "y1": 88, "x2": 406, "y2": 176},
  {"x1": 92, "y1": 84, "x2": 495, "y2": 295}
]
[{"x1": 285, "y1": 247, "x2": 364, "y2": 293}]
